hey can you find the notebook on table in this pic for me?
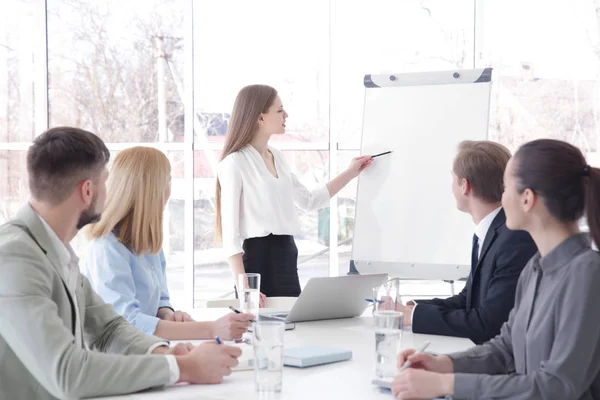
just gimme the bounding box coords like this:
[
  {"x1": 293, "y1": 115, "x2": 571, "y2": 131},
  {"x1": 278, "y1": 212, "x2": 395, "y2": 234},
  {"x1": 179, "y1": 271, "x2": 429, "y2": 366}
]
[
  {"x1": 372, "y1": 378, "x2": 450, "y2": 399},
  {"x1": 283, "y1": 346, "x2": 352, "y2": 368},
  {"x1": 232, "y1": 343, "x2": 254, "y2": 371}
]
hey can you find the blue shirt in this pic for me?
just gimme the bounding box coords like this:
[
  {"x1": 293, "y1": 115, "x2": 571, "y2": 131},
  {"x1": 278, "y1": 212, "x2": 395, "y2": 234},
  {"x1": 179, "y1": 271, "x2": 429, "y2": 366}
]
[{"x1": 83, "y1": 233, "x2": 172, "y2": 335}]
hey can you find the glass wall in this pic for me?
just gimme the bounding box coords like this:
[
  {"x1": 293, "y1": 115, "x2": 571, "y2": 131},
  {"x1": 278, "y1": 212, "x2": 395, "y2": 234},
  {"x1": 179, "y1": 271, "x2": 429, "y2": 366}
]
[
  {"x1": 46, "y1": 0, "x2": 189, "y2": 308},
  {"x1": 0, "y1": 0, "x2": 45, "y2": 222},
  {"x1": 192, "y1": 0, "x2": 330, "y2": 304},
  {"x1": 477, "y1": 0, "x2": 600, "y2": 156},
  {"x1": 1, "y1": 0, "x2": 599, "y2": 307}
]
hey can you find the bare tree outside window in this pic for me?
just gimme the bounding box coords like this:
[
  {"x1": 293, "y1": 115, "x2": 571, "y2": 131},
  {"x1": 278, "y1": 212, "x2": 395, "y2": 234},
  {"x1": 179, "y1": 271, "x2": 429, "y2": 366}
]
[
  {"x1": 0, "y1": 1, "x2": 42, "y2": 224},
  {"x1": 480, "y1": 0, "x2": 600, "y2": 154},
  {"x1": 48, "y1": 0, "x2": 185, "y2": 143}
]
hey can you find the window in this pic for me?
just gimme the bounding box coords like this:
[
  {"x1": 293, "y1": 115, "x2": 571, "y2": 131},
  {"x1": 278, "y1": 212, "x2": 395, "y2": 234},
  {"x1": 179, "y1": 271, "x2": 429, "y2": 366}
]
[
  {"x1": 0, "y1": 0, "x2": 45, "y2": 224},
  {"x1": 0, "y1": 0, "x2": 45, "y2": 145},
  {"x1": 47, "y1": 0, "x2": 189, "y2": 309},
  {"x1": 0, "y1": 151, "x2": 28, "y2": 223},
  {"x1": 331, "y1": 0, "x2": 475, "y2": 149},
  {"x1": 5, "y1": 0, "x2": 596, "y2": 308},
  {"x1": 192, "y1": 0, "x2": 330, "y2": 305},
  {"x1": 477, "y1": 0, "x2": 600, "y2": 156},
  {"x1": 47, "y1": 0, "x2": 186, "y2": 143},
  {"x1": 192, "y1": 0, "x2": 330, "y2": 145}
]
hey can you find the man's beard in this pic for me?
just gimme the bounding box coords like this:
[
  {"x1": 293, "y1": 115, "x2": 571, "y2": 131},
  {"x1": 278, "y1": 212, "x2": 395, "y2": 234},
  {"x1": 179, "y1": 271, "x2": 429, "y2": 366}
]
[{"x1": 76, "y1": 195, "x2": 101, "y2": 230}]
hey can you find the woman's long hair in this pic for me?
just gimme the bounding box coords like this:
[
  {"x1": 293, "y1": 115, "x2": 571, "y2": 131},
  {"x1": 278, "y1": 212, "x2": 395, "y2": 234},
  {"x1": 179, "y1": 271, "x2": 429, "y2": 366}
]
[
  {"x1": 215, "y1": 84, "x2": 278, "y2": 242},
  {"x1": 88, "y1": 146, "x2": 171, "y2": 254}
]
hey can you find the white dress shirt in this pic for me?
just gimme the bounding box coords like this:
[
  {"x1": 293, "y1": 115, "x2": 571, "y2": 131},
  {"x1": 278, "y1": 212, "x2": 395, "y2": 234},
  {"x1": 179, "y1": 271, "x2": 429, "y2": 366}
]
[
  {"x1": 474, "y1": 206, "x2": 502, "y2": 258},
  {"x1": 36, "y1": 213, "x2": 179, "y2": 385},
  {"x1": 218, "y1": 144, "x2": 330, "y2": 258},
  {"x1": 411, "y1": 206, "x2": 503, "y2": 324}
]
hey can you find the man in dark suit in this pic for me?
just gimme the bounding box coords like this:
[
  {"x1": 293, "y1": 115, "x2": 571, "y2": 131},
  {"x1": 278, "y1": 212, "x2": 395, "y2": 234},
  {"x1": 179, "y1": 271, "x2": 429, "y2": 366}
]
[{"x1": 395, "y1": 141, "x2": 537, "y2": 344}]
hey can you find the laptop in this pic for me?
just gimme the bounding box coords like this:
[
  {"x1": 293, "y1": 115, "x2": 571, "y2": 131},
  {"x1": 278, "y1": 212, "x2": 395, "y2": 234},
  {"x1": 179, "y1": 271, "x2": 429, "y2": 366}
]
[{"x1": 261, "y1": 274, "x2": 388, "y2": 324}]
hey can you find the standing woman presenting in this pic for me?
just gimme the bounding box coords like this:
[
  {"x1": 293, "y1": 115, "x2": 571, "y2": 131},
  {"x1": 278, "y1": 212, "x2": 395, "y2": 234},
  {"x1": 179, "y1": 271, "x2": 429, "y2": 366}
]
[{"x1": 216, "y1": 84, "x2": 372, "y2": 298}]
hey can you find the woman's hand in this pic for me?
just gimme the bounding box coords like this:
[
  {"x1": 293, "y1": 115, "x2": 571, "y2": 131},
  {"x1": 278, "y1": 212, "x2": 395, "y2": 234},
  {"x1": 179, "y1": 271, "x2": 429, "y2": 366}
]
[
  {"x1": 260, "y1": 292, "x2": 266, "y2": 308},
  {"x1": 171, "y1": 310, "x2": 194, "y2": 322},
  {"x1": 397, "y1": 350, "x2": 454, "y2": 373},
  {"x1": 391, "y1": 369, "x2": 454, "y2": 399},
  {"x1": 346, "y1": 156, "x2": 373, "y2": 178},
  {"x1": 211, "y1": 312, "x2": 253, "y2": 340}
]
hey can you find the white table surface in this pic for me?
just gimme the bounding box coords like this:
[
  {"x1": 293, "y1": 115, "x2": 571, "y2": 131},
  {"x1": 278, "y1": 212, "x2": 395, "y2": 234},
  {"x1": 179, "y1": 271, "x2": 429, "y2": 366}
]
[{"x1": 94, "y1": 308, "x2": 474, "y2": 400}]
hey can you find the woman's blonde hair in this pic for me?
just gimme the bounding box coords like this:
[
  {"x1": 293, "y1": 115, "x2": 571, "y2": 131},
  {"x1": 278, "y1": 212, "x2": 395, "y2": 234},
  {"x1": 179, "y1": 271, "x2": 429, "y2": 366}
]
[
  {"x1": 88, "y1": 146, "x2": 171, "y2": 254},
  {"x1": 215, "y1": 84, "x2": 278, "y2": 242}
]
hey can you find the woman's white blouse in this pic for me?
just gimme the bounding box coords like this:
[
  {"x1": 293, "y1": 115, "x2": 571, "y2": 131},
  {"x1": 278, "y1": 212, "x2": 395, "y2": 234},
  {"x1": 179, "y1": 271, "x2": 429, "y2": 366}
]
[{"x1": 217, "y1": 145, "x2": 330, "y2": 258}]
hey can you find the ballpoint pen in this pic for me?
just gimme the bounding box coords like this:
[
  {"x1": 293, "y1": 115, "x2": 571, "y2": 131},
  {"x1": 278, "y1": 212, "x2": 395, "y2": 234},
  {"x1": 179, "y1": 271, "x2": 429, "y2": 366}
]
[
  {"x1": 399, "y1": 341, "x2": 431, "y2": 371},
  {"x1": 229, "y1": 306, "x2": 257, "y2": 322}
]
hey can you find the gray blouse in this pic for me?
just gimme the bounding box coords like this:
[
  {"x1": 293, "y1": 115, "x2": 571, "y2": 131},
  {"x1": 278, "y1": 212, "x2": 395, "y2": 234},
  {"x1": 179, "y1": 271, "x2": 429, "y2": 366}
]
[{"x1": 449, "y1": 233, "x2": 600, "y2": 400}]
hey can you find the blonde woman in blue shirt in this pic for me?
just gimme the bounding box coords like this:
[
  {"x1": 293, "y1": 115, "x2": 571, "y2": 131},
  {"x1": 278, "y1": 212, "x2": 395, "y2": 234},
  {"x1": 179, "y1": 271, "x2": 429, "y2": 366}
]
[{"x1": 85, "y1": 146, "x2": 252, "y2": 340}]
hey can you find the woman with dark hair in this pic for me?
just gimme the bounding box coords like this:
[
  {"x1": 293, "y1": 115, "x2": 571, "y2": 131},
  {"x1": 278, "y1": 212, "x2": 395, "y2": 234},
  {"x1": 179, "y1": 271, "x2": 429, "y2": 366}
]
[{"x1": 390, "y1": 139, "x2": 600, "y2": 400}]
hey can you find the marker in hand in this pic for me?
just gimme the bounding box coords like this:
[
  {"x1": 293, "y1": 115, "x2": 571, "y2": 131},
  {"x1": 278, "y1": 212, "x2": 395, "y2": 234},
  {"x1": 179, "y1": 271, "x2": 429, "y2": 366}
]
[{"x1": 371, "y1": 151, "x2": 392, "y2": 158}]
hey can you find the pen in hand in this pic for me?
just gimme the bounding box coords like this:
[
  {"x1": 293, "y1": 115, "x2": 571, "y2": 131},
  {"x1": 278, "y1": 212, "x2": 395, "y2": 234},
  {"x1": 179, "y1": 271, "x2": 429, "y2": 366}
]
[
  {"x1": 400, "y1": 341, "x2": 431, "y2": 371},
  {"x1": 215, "y1": 336, "x2": 222, "y2": 345},
  {"x1": 229, "y1": 306, "x2": 256, "y2": 322}
]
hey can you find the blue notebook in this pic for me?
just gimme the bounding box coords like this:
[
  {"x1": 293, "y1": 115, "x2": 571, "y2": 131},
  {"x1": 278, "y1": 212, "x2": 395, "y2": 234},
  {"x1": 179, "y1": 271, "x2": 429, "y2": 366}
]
[{"x1": 283, "y1": 346, "x2": 352, "y2": 368}]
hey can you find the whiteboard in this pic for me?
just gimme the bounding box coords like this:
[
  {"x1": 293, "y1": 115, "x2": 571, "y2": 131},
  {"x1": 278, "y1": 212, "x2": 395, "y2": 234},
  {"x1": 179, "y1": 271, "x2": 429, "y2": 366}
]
[{"x1": 351, "y1": 68, "x2": 492, "y2": 280}]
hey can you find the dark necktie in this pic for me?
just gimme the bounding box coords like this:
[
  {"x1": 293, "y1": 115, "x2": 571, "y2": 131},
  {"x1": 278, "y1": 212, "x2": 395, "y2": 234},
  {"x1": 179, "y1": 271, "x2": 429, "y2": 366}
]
[{"x1": 471, "y1": 233, "x2": 479, "y2": 271}]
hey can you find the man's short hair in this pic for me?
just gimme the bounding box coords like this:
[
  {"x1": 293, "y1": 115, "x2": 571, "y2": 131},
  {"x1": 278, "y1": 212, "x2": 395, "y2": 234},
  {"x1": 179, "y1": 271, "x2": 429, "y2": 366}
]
[
  {"x1": 453, "y1": 140, "x2": 511, "y2": 203},
  {"x1": 27, "y1": 127, "x2": 110, "y2": 204}
]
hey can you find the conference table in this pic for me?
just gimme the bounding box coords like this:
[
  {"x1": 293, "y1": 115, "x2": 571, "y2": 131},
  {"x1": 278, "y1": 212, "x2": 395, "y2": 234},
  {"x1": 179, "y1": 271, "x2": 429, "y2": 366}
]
[{"x1": 94, "y1": 308, "x2": 474, "y2": 400}]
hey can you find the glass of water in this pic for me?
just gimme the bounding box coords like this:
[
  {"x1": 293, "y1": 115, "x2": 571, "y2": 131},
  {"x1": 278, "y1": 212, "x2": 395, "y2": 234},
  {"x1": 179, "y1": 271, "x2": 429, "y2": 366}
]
[
  {"x1": 253, "y1": 320, "x2": 285, "y2": 392},
  {"x1": 373, "y1": 310, "x2": 404, "y2": 379},
  {"x1": 238, "y1": 273, "x2": 261, "y2": 317},
  {"x1": 376, "y1": 279, "x2": 401, "y2": 311}
]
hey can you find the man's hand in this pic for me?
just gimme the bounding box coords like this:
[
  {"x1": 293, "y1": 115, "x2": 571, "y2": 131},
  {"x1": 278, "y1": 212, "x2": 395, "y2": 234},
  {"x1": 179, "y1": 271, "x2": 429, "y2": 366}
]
[
  {"x1": 379, "y1": 295, "x2": 396, "y2": 310},
  {"x1": 391, "y1": 369, "x2": 454, "y2": 399},
  {"x1": 167, "y1": 343, "x2": 194, "y2": 355},
  {"x1": 177, "y1": 342, "x2": 242, "y2": 384},
  {"x1": 395, "y1": 303, "x2": 415, "y2": 326},
  {"x1": 151, "y1": 343, "x2": 194, "y2": 355},
  {"x1": 212, "y1": 312, "x2": 253, "y2": 340}
]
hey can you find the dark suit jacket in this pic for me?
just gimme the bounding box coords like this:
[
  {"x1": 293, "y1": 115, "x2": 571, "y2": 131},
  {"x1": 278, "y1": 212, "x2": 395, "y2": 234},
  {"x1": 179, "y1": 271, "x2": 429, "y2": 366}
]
[{"x1": 412, "y1": 209, "x2": 537, "y2": 344}]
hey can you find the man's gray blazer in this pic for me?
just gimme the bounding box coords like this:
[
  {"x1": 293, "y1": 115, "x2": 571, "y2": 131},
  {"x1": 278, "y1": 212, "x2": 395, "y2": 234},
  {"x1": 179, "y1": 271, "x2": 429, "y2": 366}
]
[{"x1": 0, "y1": 204, "x2": 172, "y2": 399}]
